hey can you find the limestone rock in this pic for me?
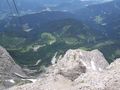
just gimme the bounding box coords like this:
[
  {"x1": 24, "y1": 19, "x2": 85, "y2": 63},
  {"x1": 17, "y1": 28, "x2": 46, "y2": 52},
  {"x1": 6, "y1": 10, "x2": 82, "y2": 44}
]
[
  {"x1": 0, "y1": 46, "x2": 26, "y2": 89},
  {"x1": 49, "y1": 49, "x2": 109, "y2": 80},
  {"x1": 104, "y1": 58, "x2": 120, "y2": 90},
  {"x1": 7, "y1": 49, "x2": 120, "y2": 90}
]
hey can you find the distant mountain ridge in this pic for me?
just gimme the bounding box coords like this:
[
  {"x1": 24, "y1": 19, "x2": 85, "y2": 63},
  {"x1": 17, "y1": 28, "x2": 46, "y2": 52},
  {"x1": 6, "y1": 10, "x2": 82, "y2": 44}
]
[{"x1": 0, "y1": 0, "x2": 114, "y2": 16}]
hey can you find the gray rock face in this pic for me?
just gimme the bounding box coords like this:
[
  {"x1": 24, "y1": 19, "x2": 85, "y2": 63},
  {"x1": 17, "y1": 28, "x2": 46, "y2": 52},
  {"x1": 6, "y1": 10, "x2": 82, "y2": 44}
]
[
  {"x1": 7, "y1": 49, "x2": 120, "y2": 90},
  {"x1": 49, "y1": 49, "x2": 109, "y2": 80},
  {"x1": 0, "y1": 46, "x2": 26, "y2": 89},
  {"x1": 104, "y1": 58, "x2": 120, "y2": 90}
]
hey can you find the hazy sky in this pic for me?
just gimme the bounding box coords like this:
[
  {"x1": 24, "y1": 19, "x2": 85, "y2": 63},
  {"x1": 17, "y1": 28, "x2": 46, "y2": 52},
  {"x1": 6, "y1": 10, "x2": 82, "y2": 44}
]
[{"x1": 80, "y1": 0, "x2": 113, "y2": 1}]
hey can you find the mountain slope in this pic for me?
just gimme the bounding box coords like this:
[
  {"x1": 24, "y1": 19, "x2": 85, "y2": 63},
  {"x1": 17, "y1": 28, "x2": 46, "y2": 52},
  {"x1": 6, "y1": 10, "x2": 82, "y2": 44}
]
[
  {"x1": 0, "y1": 46, "x2": 26, "y2": 89},
  {"x1": 0, "y1": 10, "x2": 119, "y2": 69},
  {"x1": 0, "y1": 5, "x2": 119, "y2": 69},
  {"x1": 74, "y1": 0, "x2": 120, "y2": 62},
  {"x1": 75, "y1": 0, "x2": 120, "y2": 34},
  {"x1": 7, "y1": 49, "x2": 120, "y2": 90},
  {"x1": 4, "y1": 18, "x2": 97, "y2": 66}
]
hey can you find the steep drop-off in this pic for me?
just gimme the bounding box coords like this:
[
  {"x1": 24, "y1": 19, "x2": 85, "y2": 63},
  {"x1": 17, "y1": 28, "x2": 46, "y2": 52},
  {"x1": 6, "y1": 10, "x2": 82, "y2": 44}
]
[{"x1": 7, "y1": 49, "x2": 120, "y2": 90}]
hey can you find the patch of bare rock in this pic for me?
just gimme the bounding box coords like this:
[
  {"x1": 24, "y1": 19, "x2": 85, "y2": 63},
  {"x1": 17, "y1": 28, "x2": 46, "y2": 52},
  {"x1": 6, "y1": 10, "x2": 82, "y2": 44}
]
[
  {"x1": 6, "y1": 49, "x2": 120, "y2": 90},
  {"x1": 0, "y1": 46, "x2": 27, "y2": 90}
]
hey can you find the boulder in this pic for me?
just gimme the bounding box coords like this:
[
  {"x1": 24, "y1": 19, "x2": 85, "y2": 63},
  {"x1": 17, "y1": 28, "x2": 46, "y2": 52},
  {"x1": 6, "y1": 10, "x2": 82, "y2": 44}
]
[{"x1": 49, "y1": 49, "x2": 109, "y2": 80}]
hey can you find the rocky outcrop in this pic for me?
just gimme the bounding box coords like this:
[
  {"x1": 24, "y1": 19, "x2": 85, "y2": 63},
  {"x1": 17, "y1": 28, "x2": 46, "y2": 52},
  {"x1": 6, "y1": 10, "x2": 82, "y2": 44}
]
[
  {"x1": 6, "y1": 49, "x2": 120, "y2": 90},
  {"x1": 49, "y1": 49, "x2": 109, "y2": 80},
  {"x1": 0, "y1": 46, "x2": 26, "y2": 89},
  {"x1": 104, "y1": 58, "x2": 120, "y2": 90}
]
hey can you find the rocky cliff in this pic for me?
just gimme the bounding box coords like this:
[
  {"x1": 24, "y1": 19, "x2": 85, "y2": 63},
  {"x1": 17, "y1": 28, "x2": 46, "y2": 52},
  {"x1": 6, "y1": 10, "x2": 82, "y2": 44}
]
[
  {"x1": 7, "y1": 49, "x2": 120, "y2": 90},
  {"x1": 0, "y1": 46, "x2": 26, "y2": 89}
]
